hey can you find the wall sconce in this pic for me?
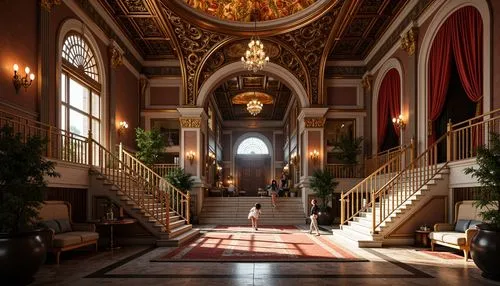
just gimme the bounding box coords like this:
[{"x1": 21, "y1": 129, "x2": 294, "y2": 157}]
[
  {"x1": 283, "y1": 163, "x2": 289, "y2": 174},
  {"x1": 310, "y1": 149, "x2": 320, "y2": 163},
  {"x1": 186, "y1": 150, "x2": 196, "y2": 165},
  {"x1": 227, "y1": 175, "x2": 233, "y2": 185},
  {"x1": 208, "y1": 151, "x2": 216, "y2": 165},
  {"x1": 12, "y1": 64, "x2": 35, "y2": 94},
  {"x1": 392, "y1": 114, "x2": 406, "y2": 129},
  {"x1": 290, "y1": 152, "x2": 299, "y2": 165},
  {"x1": 118, "y1": 121, "x2": 128, "y2": 136}
]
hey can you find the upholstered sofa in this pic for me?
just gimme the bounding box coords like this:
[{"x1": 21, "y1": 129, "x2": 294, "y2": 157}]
[
  {"x1": 38, "y1": 201, "x2": 99, "y2": 264},
  {"x1": 429, "y1": 200, "x2": 483, "y2": 261}
]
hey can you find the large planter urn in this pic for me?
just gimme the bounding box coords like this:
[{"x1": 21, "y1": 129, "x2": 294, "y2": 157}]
[
  {"x1": 0, "y1": 230, "x2": 47, "y2": 285},
  {"x1": 470, "y1": 224, "x2": 500, "y2": 281},
  {"x1": 317, "y1": 211, "x2": 333, "y2": 226}
]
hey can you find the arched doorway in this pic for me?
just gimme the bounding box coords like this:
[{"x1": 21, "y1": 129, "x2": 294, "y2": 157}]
[{"x1": 234, "y1": 135, "x2": 272, "y2": 196}]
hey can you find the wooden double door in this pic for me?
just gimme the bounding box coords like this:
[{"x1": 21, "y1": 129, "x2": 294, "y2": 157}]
[{"x1": 236, "y1": 155, "x2": 270, "y2": 196}]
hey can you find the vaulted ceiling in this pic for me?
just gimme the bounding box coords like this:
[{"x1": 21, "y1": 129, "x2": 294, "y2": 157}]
[
  {"x1": 213, "y1": 75, "x2": 292, "y2": 121},
  {"x1": 96, "y1": 0, "x2": 414, "y2": 117}
]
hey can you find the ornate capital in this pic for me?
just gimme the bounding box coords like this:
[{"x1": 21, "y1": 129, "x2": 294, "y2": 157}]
[
  {"x1": 109, "y1": 45, "x2": 123, "y2": 69},
  {"x1": 304, "y1": 117, "x2": 325, "y2": 128},
  {"x1": 40, "y1": 0, "x2": 61, "y2": 12},
  {"x1": 179, "y1": 118, "x2": 201, "y2": 128},
  {"x1": 400, "y1": 27, "x2": 419, "y2": 56},
  {"x1": 361, "y1": 74, "x2": 373, "y2": 90}
]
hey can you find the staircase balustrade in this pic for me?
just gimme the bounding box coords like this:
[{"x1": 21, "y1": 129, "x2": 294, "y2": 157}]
[
  {"x1": 119, "y1": 144, "x2": 190, "y2": 224},
  {"x1": 152, "y1": 164, "x2": 180, "y2": 178}
]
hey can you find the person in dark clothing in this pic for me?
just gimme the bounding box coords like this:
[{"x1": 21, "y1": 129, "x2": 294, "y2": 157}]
[
  {"x1": 309, "y1": 199, "x2": 320, "y2": 236},
  {"x1": 269, "y1": 180, "x2": 279, "y2": 208}
]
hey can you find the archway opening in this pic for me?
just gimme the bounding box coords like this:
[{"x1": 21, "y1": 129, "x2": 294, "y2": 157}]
[{"x1": 235, "y1": 136, "x2": 272, "y2": 197}]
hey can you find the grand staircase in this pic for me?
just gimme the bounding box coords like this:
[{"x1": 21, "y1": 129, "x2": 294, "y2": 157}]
[
  {"x1": 200, "y1": 197, "x2": 306, "y2": 225},
  {"x1": 0, "y1": 108, "x2": 199, "y2": 247},
  {"x1": 336, "y1": 109, "x2": 500, "y2": 247}
]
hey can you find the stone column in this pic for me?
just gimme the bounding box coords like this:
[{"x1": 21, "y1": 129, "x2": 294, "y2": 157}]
[
  {"x1": 37, "y1": 3, "x2": 50, "y2": 124},
  {"x1": 108, "y1": 41, "x2": 124, "y2": 151},
  {"x1": 178, "y1": 107, "x2": 207, "y2": 215},
  {"x1": 297, "y1": 107, "x2": 328, "y2": 211},
  {"x1": 401, "y1": 25, "x2": 419, "y2": 151},
  {"x1": 361, "y1": 75, "x2": 373, "y2": 156}
]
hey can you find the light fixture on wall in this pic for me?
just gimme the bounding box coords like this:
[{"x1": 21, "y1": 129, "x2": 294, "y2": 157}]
[
  {"x1": 283, "y1": 163, "x2": 289, "y2": 174},
  {"x1": 290, "y1": 152, "x2": 299, "y2": 165},
  {"x1": 392, "y1": 114, "x2": 406, "y2": 130},
  {"x1": 117, "y1": 121, "x2": 128, "y2": 136},
  {"x1": 186, "y1": 150, "x2": 196, "y2": 165},
  {"x1": 208, "y1": 151, "x2": 216, "y2": 165},
  {"x1": 12, "y1": 64, "x2": 35, "y2": 94},
  {"x1": 241, "y1": 0, "x2": 269, "y2": 72},
  {"x1": 310, "y1": 149, "x2": 320, "y2": 163}
]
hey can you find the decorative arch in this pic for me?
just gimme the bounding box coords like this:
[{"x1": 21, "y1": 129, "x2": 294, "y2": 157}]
[
  {"x1": 417, "y1": 0, "x2": 491, "y2": 152},
  {"x1": 232, "y1": 132, "x2": 274, "y2": 184},
  {"x1": 371, "y1": 58, "x2": 403, "y2": 154},
  {"x1": 236, "y1": 137, "x2": 270, "y2": 155},
  {"x1": 197, "y1": 62, "x2": 310, "y2": 108},
  {"x1": 57, "y1": 19, "x2": 107, "y2": 146}
]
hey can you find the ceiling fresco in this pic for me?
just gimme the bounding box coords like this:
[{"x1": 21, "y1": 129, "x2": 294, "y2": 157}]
[
  {"x1": 182, "y1": 0, "x2": 317, "y2": 22},
  {"x1": 213, "y1": 75, "x2": 292, "y2": 120}
]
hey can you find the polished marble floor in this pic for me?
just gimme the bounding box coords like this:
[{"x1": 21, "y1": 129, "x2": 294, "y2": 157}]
[{"x1": 32, "y1": 226, "x2": 500, "y2": 286}]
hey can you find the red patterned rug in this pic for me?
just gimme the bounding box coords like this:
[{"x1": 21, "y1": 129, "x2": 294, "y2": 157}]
[
  {"x1": 415, "y1": 249, "x2": 465, "y2": 260},
  {"x1": 152, "y1": 226, "x2": 366, "y2": 262}
]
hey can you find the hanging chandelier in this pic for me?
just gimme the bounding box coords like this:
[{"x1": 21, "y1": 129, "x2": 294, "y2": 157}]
[
  {"x1": 241, "y1": 0, "x2": 269, "y2": 72},
  {"x1": 247, "y1": 98, "x2": 263, "y2": 116}
]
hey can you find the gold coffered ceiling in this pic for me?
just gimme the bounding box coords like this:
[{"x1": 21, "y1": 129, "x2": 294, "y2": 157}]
[{"x1": 96, "y1": 0, "x2": 412, "y2": 108}]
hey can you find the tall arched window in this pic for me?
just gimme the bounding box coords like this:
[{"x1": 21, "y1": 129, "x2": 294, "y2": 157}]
[
  {"x1": 237, "y1": 137, "x2": 269, "y2": 155},
  {"x1": 60, "y1": 33, "x2": 101, "y2": 142}
]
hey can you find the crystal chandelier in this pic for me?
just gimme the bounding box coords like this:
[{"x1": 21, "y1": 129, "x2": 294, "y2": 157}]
[
  {"x1": 247, "y1": 98, "x2": 263, "y2": 116},
  {"x1": 241, "y1": 1, "x2": 269, "y2": 72}
]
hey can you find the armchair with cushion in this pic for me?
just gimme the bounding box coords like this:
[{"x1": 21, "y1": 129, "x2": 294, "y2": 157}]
[
  {"x1": 38, "y1": 201, "x2": 99, "y2": 264},
  {"x1": 429, "y1": 200, "x2": 483, "y2": 261}
]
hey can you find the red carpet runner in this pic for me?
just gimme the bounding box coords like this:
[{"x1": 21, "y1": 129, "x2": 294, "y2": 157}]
[{"x1": 152, "y1": 226, "x2": 365, "y2": 262}]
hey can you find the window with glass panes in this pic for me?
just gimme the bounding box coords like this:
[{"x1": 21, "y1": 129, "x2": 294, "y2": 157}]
[{"x1": 60, "y1": 34, "x2": 101, "y2": 143}]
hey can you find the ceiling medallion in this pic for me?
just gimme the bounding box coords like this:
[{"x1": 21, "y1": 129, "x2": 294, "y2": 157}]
[
  {"x1": 246, "y1": 94, "x2": 263, "y2": 116},
  {"x1": 241, "y1": 1, "x2": 269, "y2": 72}
]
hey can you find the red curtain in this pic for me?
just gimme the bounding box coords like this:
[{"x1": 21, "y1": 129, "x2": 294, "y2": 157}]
[
  {"x1": 428, "y1": 6, "x2": 483, "y2": 145},
  {"x1": 377, "y1": 68, "x2": 401, "y2": 150},
  {"x1": 428, "y1": 23, "x2": 452, "y2": 144}
]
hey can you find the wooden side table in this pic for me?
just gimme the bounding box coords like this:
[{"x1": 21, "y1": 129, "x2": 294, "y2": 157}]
[
  {"x1": 95, "y1": 218, "x2": 137, "y2": 250},
  {"x1": 415, "y1": 230, "x2": 431, "y2": 247}
]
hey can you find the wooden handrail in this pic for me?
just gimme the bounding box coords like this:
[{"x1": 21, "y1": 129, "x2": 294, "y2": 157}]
[
  {"x1": 340, "y1": 142, "x2": 413, "y2": 226},
  {"x1": 451, "y1": 107, "x2": 500, "y2": 129},
  {"x1": 120, "y1": 145, "x2": 190, "y2": 223},
  {"x1": 91, "y1": 140, "x2": 170, "y2": 233}
]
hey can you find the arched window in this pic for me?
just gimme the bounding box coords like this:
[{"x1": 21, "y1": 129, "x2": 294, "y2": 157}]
[
  {"x1": 60, "y1": 33, "x2": 101, "y2": 142},
  {"x1": 237, "y1": 137, "x2": 269, "y2": 155}
]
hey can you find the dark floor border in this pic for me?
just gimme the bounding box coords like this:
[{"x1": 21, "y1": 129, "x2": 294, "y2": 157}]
[{"x1": 85, "y1": 244, "x2": 433, "y2": 279}]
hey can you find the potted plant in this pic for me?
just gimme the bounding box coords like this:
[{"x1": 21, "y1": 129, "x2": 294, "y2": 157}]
[
  {"x1": 0, "y1": 125, "x2": 59, "y2": 284},
  {"x1": 165, "y1": 168, "x2": 196, "y2": 223},
  {"x1": 464, "y1": 132, "x2": 500, "y2": 281},
  {"x1": 309, "y1": 169, "x2": 338, "y2": 225},
  {"x1": 289, "y1": 187, "x2": 299, "y2": 197},
  {"x1": 135, "y1": 127, "x2": 165, "y2": 166},
  {"x1": 331, "y1": 135, "x2": 363, "y2": 164}
]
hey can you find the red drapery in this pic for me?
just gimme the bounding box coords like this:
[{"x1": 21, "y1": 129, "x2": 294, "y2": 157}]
[
  {"x1": 377, "y1": 68, "x2": 401, "y2": 150},
  {"x1": 428, "y1": 6, "x2": 483, "y2": 145}
]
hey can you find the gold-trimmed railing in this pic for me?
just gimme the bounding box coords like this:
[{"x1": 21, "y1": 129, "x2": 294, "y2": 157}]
[
  {"x1": 152, "y1": 163, "x2": 180, "y2": 178},
  {"x1": 119, "y1": 144, "x2": 190, "y2": 223},
  {"x1": 340, "y1": 141, "x2": 414, "y2": 226},
  {"x1": 91, "y1": 139, "x2": 170, "y2": 233},
  {"x1": 364, "y1": 145, "x2": 404, "y2": 174},
  {"x1": 325, "y1": 164, "x2": 364, "y2": 178}
]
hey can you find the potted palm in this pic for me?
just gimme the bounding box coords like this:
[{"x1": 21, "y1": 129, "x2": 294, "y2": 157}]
[
  {"x1": 165, "y1": 168, "x2": 196, "y2": 223},
  {"x1": 0, "y1": 125, "x2": 59, "y2": 284},
  {"x1": 135, "y1": 127, "x2": 165, "y2": 166},
  {"x1": 289, "y1": 187, "x2": 299, "y2": 197},
  {"x1": 464, "y1": 132, "x2": 500, "y2": 281},
  {"x1": 331, "y1": 135, "x2": 363, "y2": 164},
  {"x1": 309, "y1": 169, "x2": 338, "y2": 225}
]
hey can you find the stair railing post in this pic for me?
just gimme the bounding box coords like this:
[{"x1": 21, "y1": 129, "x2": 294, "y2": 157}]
[
  {"x1": 340, "y1": 192, "x2": 344, "y2": 227},
  {"x1": 371, "y1": 191, "x2": 376, "y2": 234},
  {"x1": 446, "y1": 120, "x2": 453, "y2": 162},
  {"x1": 119, "y1": 142, "x2": 123, "y2": 170},
  {"x1": 186, "y1": 191, "x2": 191, "y2": 224},
  {"x1": 87, "y1": 130, "x2": 93, "y2": 166}
]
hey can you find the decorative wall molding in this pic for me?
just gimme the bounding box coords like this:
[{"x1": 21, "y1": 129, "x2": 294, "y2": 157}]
[
  {"x1": 109, "y1": 44, "x2": 123, "y2": 69},
  {"x1": 304, "y1": 117, "x2": 326, "y2": 128},
  {"x1": 179, "y1": 118, "x2": 201, "y2": 128},
  {"x1": 361, "y1": 74, "x2": 373, "y2": 90},
  {"x1": 400, "y1": 26, "x2": 419, "y2": 56},
  {"x1": 41, "y1": 0, "x2": 62, "y2": 12},
  {"x1": 141, "y1": 66, "x2": 182, "y2": 77},
  {"x1": 325, "y1": 66, "x2": 366, "y2": 78}
]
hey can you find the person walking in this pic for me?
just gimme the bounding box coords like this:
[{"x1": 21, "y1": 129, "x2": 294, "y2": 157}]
[
  {"x1": 309, "y1": 199, "x2": 320, "y2": 236},
  {"x1": 269, "y1": 180, "x2": 279, "y2": 208},
  {"x1": 248, "y1": 203, "x2": 262, "y2": 230}
]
